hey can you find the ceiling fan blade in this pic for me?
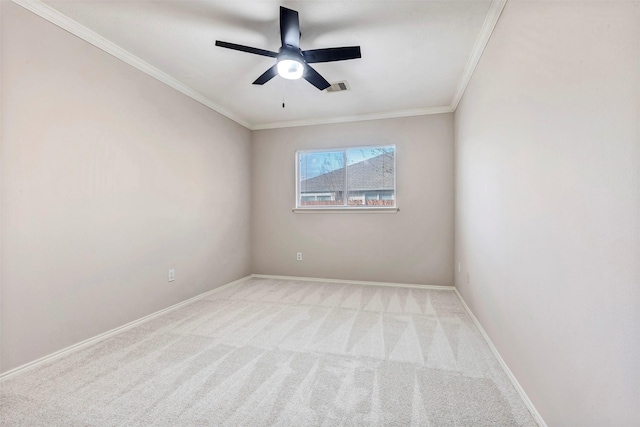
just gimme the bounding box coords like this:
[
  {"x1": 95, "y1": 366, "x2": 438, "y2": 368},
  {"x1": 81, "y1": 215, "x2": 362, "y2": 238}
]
[
  {"x1": 280, "y1": 7, "x2": 300, "y2": 48},
  {"x1": 303, "y1": 46, "x2": 362, "y2": 64},
  {"x1": 215, "y1": 40, "x2": 278, "y2": 58},
  {"x1": 303, "y1": 64, "x2": 331, "y2": 90},
  {"x1": 253, "y1": 65, "x2": 278, "y2": 85}
]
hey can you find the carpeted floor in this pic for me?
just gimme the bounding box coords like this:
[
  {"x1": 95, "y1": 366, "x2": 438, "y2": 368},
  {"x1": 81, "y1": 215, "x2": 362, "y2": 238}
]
[{"x1": 0, "y1": 277, "x2": 537, "y2": 426}]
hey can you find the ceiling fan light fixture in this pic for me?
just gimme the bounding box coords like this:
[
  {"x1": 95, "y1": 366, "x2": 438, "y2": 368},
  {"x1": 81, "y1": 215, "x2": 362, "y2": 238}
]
[
  {"x1": 216, "y1": 6, "x2": 361, "y2": 90},
  {"x1": 277, "y1": 58, "x2": 304, "y2": 80}
]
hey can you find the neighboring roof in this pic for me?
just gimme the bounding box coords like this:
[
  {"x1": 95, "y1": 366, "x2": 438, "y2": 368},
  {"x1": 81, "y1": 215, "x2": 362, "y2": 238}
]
[{"x1": 301, "y1": 152, "x2": 394, "y2": 193}]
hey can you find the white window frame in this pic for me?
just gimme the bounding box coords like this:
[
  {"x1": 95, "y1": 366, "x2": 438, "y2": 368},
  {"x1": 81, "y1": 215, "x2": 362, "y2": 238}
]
[{"x1": 294, "y1": 145, "x2": 398, "y2": 213}]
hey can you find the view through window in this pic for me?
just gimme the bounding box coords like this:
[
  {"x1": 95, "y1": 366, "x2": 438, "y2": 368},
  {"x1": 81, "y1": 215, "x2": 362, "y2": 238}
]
[{"x1": 296, "y1": 145, "x2": 395, "y2": 208}]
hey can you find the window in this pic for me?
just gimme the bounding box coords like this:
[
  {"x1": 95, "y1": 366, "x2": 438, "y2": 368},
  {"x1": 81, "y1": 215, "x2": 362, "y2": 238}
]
[{"x1": 296, "y1": 145, "x2": 396, "y2": 210}]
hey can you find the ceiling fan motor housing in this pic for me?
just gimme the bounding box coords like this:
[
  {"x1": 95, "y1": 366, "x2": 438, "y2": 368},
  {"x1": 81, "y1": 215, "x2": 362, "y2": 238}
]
[{"x1": 278, "y1": 46, "x2": 305, "y2": 64}]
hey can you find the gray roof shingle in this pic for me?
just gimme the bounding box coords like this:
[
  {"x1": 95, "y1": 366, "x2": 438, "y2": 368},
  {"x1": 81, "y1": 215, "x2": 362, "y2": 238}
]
[{"x1": 300, "y1": 152, "x2": 394, "y2": 193}]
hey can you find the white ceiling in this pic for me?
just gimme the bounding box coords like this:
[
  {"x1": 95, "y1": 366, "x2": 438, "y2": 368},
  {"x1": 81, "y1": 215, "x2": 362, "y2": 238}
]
[{"x1": 23, "y1": 0, "x2": 503, "y2": 129}]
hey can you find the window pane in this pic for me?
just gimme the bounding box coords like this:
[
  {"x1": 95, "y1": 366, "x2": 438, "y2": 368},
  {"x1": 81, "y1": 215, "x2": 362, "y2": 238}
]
[
  {"x1": 346, "y1": 146, "x2": 395, "y2": 207},
  {"x1": 299, "y1": 151, "x2": 345, "y2": 206}
]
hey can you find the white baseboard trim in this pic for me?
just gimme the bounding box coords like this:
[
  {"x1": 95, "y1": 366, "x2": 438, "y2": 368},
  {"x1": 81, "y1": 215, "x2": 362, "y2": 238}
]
[
  {"x1": 1, "y1": 272, "x2": 543, "y2": 427},
  {"x1": 453, "y1": 288, "x2": 547, "y2": 427},
  {"x1": 251, "y1": 274, "x2": 455, "y2": 291},
  {"x1": 0, "y1": 275, "x2": 252, "y2": 382}
]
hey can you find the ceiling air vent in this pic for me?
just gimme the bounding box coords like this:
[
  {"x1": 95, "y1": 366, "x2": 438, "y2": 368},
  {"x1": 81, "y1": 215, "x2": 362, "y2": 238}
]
[{"x1": 326, "y1": 81, "x2": 350, "y2": 93}]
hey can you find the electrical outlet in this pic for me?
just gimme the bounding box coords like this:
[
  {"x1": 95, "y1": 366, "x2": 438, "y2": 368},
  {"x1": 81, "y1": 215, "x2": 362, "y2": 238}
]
[
  {"x1": 458, "y1": 262, "x2": 461, "y2": 274},
  {"x1": 168, "y1": 269, "x2": 175, "y2": 282},
  {"x1": 296, "y1": 252, "x2": 302, "y2": 261}
]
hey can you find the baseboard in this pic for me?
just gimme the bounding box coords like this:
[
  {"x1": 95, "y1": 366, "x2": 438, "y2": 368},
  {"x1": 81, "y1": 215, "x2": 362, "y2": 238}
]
[
  {"x1": 255, "y1": 274, "x2": 546, "y2": 426},
  {"x1": 1, "y1": 272, "x2": 544, "y2": 427},
  {"x1": 251, "y1": 274, "x2": 455, "y2": 291},
  {"x1": 453, "y1": 288, "x2": 547, "y2": 427},
  {"x1": 0, "y1": 275, "x2": 252, "y2": 382}
]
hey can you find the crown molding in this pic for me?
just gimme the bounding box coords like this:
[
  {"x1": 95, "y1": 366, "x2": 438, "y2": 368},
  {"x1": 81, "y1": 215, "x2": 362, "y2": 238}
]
[
  {"x1": 451, "y1": 0, "x2": 507, "y2": 110},
  {"x1": 251, "y1": 105, "x2": 454, "y2": 130},
  {"x1": 13, "y1": 0, "x2": 501, "y2": 130},
  {"x1": 11, "y1": 0, "x2": 253, "y2": 129}
]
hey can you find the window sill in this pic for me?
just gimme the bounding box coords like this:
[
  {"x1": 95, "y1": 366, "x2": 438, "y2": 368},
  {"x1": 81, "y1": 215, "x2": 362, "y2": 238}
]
[{"x1": 292, "y1": 207, "x2": 399, "y2": 214}]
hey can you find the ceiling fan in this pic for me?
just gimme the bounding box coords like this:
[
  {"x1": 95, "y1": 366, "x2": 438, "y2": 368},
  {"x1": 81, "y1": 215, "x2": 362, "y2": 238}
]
[{"x1": 215, "y1": 6, "x2": 361, "y2": 91}]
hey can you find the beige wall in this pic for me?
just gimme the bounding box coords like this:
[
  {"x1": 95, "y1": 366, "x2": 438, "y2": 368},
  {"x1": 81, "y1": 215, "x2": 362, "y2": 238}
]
[
  {"x1": 251, "y1": 115, "x2": 455, "y2": 285},
  {"x1": 1, "y1": 2, "x2": 252, "y2": 372},
  {"x1": 7, "y1": 4, "x2": 637, "y2": 425},
  {"x1": 455, "y1": 1, "x2": 640, "y2": 426}
]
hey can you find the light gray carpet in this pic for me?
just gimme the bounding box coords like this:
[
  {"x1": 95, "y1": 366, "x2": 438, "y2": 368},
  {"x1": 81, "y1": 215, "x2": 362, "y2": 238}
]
[{"x1": 0, "y1": 278, "x2": 537, "y2": 426}]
